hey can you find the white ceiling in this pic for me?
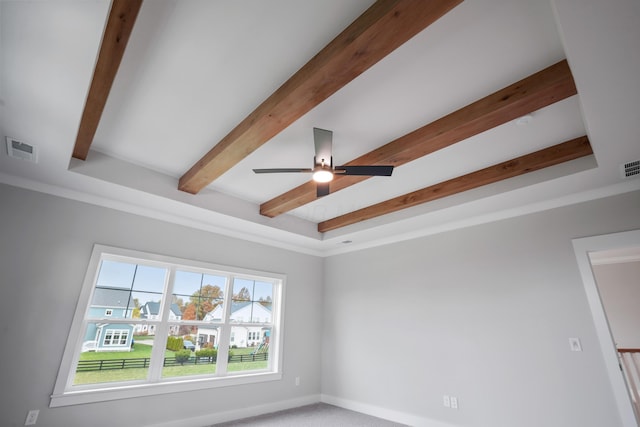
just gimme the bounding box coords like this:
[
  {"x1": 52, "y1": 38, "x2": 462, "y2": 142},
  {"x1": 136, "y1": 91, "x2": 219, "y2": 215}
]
[{"x1": 1, "y1": 0, "x2": 639, "y2": 256}]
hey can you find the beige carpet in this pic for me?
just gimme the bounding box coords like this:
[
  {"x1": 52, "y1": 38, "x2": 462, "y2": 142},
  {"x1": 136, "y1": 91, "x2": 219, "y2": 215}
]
[{"x1": 211, "y1": 402, "x2": 408, "y2": 426}]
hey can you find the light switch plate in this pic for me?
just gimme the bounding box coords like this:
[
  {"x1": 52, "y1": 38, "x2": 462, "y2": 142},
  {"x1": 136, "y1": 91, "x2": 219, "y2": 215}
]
[{"x1": 25, "y1": 409, "x2": 39, "y2": 425}]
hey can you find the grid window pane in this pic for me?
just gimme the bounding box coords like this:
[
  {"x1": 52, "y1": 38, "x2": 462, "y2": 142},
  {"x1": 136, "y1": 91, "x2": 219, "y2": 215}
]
[
  {"x1": 131, "y1": 265, "x2": 166, "y2": 293},
  {"x1": 228, "y1": 326, "x2": 270, "y2": 373},
  {"x1": 161, "y1": 327, "x2": 219, "y2": 379},
  {"x1": 230, "y1": 280, "x2": 273, "y2": 323},
  {"x1": 91, "y1": 261, "x2": 167, "y2": 320},
  {"x1": 96, "y1": 260, "x2": 136, "y2": 289},
  {"x1": 73, "y1": 322, "x2": 148, "y2": 386},
  {"x1": 173, "y1": 271, "x2": 226, "y2": 321}
]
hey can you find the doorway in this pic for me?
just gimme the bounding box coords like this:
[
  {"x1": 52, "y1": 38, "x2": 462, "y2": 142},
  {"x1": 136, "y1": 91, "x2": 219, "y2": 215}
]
[{"x1": 573, "y1": 230, "x2": 640, "y2": 427}]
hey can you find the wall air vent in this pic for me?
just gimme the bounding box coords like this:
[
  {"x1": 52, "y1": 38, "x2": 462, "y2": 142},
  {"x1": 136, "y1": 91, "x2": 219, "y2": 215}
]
[
  {"x1": 621, "y1": 159, "x2": 640, "y2": 179},
  {"x1": 5, "y1": 137, "x2": 37, "y2": 163}
]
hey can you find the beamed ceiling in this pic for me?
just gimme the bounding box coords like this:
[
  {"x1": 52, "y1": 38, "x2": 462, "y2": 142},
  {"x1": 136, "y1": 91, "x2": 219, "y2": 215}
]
[{"x1": 1, "y1": 0, "x2": 639, "y2": 255}]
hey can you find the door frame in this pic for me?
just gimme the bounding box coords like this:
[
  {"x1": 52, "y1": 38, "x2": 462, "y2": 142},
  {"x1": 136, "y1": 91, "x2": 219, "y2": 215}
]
[{"x1": 573, "y1": 229, "x2": 640, "y2": 427}]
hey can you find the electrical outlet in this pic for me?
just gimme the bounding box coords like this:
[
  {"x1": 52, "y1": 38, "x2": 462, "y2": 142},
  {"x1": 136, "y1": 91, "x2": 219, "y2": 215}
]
[
  {"x1": 443, "y1": 395, "x2": 450, "y2": 407},
  {"x1": 295, "y1": 376, "x2": 300, "y2": 386},
  {"x1": 25, "y1": 409, "x2": 39, "y2": 425},
  {"x1": 569, "y1": 337, "x2": 582, "y2": 352},
  {"x1": 450, "y1": 396, "x2": 458, "y2": 409}
]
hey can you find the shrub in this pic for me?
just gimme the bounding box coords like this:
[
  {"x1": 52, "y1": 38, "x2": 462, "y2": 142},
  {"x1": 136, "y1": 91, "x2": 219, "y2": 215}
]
[
  {"x1": 195, "y1": 348, "x2": 217, "y2": 362},
  {"x1": 175, "y1": 350, "x2": 191, "y2": 365},
  {"x1": 166, "y1": 336, "x2": 183, "y2": 352},
  {"x1": 195, "y1": 348, "x2": 217, "y2": 358}
]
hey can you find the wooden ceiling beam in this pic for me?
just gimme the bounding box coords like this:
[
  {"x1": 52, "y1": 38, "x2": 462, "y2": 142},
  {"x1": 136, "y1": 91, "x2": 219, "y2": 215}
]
[
  {"x1": 72, "y1": 0, "x2": 143, "y2": 160},
  {"x1": 178, "y1": 0, "x2": 463, "y2": 194},
  {"x1": 317, "y1": 136, "x2": 592, "y2": 232},
  {"x1": 260, "y1": 59, "x2": 577, "y2": 217}
]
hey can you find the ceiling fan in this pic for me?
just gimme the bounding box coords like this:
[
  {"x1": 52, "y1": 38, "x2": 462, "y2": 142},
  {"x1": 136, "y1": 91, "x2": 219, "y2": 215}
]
[{"x1": 253, "y1": 128, "x2": 394, "y2": 197}]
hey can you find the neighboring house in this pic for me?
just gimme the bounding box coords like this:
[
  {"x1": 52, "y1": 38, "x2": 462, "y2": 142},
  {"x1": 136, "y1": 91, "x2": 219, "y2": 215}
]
[
  {"x1": 198, "y1": 302, "x2": 272, "y2": 349},
  {"x1": 83, "y1": 288, "x2": 135, "y2": 352},
  {"x1": 136, "y1": 301, "x2": 182, "y2": 335}
]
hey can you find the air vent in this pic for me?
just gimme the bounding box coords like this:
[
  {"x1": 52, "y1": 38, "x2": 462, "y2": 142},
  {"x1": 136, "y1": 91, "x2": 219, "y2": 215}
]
[
  {"x1": 6, "y1": 137, "x2": 37, "y2": 163},
  {"x1": 621, "y1": 160, "x2": 640, "y2": 179}
]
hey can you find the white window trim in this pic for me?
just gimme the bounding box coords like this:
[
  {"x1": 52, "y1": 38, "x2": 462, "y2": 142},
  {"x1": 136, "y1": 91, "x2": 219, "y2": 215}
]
[
  {"x1": 103, "y1": 329, "x2": 129, "y2": 346},
  {"x1": 50, "y1": 244, "x2": 285, "y2": 408}
]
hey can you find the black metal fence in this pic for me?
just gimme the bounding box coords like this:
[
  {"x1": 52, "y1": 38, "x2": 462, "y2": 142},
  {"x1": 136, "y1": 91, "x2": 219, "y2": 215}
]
[{"x1": 77, "y1": 352, "x2": 268, "y2": 372}]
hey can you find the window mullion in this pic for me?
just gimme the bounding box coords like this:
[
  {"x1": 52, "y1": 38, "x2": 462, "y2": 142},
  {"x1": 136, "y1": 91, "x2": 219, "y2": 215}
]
[
  {"x1": 146, "y1": 266, "x2": 175, "y2": 381},
  {"x1": 215, "y1": 275, "x2": 234, "y2": 374},
  {"x1": 266, "y1": 279, "x2": 281, "y2": 371}
]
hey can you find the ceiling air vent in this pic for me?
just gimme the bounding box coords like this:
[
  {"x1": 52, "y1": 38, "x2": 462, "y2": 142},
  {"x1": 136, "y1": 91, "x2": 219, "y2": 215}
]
[
  {"x1": 621, "y1": 160, "x2": 640, "y2": 179},
  {"x1": 5, "y1": 137, "x2": 37, "y2": 163}
]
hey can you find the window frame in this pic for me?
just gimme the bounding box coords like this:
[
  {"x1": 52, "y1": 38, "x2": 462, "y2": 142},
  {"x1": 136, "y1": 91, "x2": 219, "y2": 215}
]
[{"x1": 51, "y1": 244, "x2": 285, "y2": 408}]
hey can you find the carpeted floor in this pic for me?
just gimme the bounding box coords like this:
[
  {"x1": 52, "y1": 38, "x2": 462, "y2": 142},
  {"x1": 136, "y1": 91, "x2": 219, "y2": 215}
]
[{"x1": 210, "y1": 402, "x2": 408, "y2": 426}]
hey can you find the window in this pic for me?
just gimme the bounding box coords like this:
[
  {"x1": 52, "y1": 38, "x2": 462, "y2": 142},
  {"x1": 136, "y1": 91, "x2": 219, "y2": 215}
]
[
  {"x1": 51, "y1": 245, "x2": 284, "y2": 407},
  {"x1": 103, "y1": 330, "x2": 129, "y2": 346}
]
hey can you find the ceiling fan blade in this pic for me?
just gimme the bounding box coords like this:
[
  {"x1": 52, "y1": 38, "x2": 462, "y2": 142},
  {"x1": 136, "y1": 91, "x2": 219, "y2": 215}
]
[
  {"x1": 335, "y1": 165, "x2": 394, "y2": 176},
  {"x1": 316, "y1": 182, "x2": 330, "y2": 197},
  {"x1": 253, "y1": 168, "x2": 313, "y2": 174},
  {"x1": 313, "y1": 128, "x2": 333, "y2": 166}
]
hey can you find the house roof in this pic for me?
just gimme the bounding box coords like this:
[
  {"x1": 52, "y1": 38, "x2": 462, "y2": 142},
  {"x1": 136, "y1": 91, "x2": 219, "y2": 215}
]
[
  {"x1": 230, "y1": 301, "x2": 272, "y2": 314},
  {"x1": 140, "y1": 301, "x2": 182, "y2": 317},
  {"x1": 204, "y1": 301, "x2": 272, "y2": 322},
  {"x1": 91, "y1": 288, "x2": 132, "y2": 309}
]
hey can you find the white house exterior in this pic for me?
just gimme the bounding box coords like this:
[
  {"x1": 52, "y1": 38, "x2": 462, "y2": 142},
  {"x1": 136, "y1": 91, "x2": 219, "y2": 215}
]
[
  {"x1": 135, "y1": 302, "x2": 182, "y2": 335},
  {"x1": 198, "y1": 302, "x2": 271, "y2": 349},
  {"x1": 82, "y1": 288, "x2": 135, "y2": 352}
]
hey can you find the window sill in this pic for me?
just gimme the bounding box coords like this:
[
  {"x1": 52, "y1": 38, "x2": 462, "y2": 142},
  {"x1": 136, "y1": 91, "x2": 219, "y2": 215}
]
[{"x1": 50, "y1": 371, "x2": 282, "y2": 407}]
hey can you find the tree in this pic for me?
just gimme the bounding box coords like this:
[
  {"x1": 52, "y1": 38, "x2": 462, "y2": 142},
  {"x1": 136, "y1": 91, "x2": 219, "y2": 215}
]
[
  {"x1": 182, "y1": 303, "x2": 197, "y2": 321},
  {"x1": 233, "y1": 287, "x2": 251, "y2": 301},
  {"x1": 188, "y1": 284, "x2": 223, "y2": 320},
  {"x1": 258, "y1": 296, "x2": 272, "y2": 307},
  {"x1": 128, "y1": 298, "x2": 142, "y2": 318}
]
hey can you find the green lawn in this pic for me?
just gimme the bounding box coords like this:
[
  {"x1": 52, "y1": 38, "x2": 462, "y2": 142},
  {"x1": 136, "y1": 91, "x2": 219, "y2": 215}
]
[
  {"x1": 78, "y1": 342, "x2": 174, "y2": 360},
  {"x1": 74, "y1": 367, "x2": 149, "y2": 384},
  {"x1": 74, "y1": 343, "x2": 268, "y2": 385}
]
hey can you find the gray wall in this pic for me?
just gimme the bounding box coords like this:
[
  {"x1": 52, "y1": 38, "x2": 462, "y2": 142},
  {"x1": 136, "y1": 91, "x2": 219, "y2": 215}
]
[
  {"x1": 322, "y1": 190, "x2": 640, "y2": 427},
  {"x1": 593, "y1": 261, "x2": 640, "y2": 348},
  {"x1": 0, "y1": 184, "x2": 323, "y2": 427},
  {"x1": 2, "y1": 182, "x2": 640, "y2": 427}
]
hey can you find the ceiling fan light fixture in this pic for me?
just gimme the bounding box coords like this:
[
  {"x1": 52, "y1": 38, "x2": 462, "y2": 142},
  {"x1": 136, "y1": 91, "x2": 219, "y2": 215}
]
[{"x1": 313, "y1": 167, "x2": 334, "y2": 183}]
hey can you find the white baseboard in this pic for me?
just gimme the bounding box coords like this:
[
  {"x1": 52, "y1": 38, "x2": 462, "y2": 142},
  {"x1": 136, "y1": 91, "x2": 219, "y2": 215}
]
[
  {"x1": 320, "y1": 394, "x2": 460, "y2": 427},
  {"x1": 148, "y1": 392, "x2": 459, "y2": 427},
  {"x1": 150, "y1": 394, "x2": 321, "y2": 427}
]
